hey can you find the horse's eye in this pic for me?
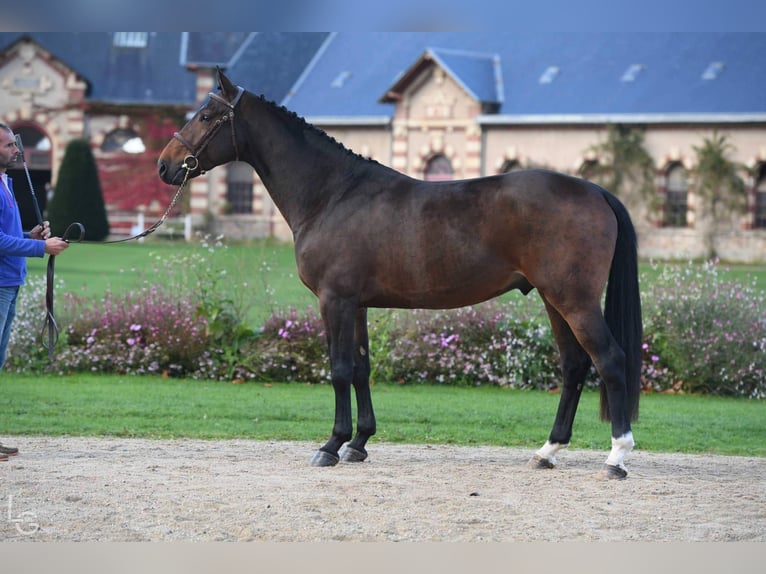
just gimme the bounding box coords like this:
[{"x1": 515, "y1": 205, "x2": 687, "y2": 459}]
[{"x1": 200, "y1": 113, "x2": 211, "y2": 122}]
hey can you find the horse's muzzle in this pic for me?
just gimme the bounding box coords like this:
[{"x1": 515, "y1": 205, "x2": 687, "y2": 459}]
[{"x1": 157, "y1": 159, "x2": 183, "y2": 185}]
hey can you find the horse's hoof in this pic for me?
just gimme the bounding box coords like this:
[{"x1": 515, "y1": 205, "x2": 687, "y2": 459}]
[
  {"x1": 340, "y1": 446, "x2": 368, "y2": 463},
  {"x1": 599, "y1": 464, "x2": 628, "y2": 480},
  {"x1": 528, "y1": 454, "x2": 555, "y2": 469},
  {"x1": 310, "y1": 450, "x2": 340, "y2": 467}
]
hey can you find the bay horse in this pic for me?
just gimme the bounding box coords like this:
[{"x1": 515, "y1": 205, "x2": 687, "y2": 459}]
[{"x1": 158, "y1": 69, "x2": 642, "y2": 479}]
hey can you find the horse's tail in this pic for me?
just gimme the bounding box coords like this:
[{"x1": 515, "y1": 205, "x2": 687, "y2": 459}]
[{"x1": 600, "y1": 191, "x2": 643, "y2": 422}]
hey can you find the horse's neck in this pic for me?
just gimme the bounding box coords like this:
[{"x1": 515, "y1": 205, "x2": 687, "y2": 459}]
[{"x1": 241, "y1": 99, "x2": 355, "y2": 232}]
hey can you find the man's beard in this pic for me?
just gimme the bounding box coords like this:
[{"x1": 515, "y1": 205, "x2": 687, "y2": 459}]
[{"x1": 0, "y1": 157, "x2": 18, "y2": 170}]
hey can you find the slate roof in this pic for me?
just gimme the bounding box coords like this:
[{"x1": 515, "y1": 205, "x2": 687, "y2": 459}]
[
  {"x1": 1, "y1": 32, "x2": 763, "y2": 124},
  {"x1": 281, "y1": 32, "x2": 766, "y2": 124},
  {"x1": 0, "y1": 32, "x2": 327, "y2": 107},
  {"x1": 182, "y1": 32, "x2": 251, "y2": 68},
  {"x1": 0, "y1": 32, "x2": 197, "y2": 104},
  {"x1": 227, "y1": 32, "x2": 330, "y2": 103}
]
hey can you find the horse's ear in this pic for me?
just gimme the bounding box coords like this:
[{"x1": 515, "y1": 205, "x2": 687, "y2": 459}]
[{"x1": 216, "y1": 67, "x2": 237, "y2": 98}]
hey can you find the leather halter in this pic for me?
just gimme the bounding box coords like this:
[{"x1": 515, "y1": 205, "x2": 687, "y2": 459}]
[{"x1": 173, "y1": 86, "x2": 245, "y2": 171}]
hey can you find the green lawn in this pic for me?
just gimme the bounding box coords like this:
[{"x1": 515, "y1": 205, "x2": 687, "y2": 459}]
[
  {"x1": 27, "y1": 238, "x2": 317, "y2": 323},
  {"x1": 28, "y1": 239, "x2": 766, "y2": 320},
  {"x1": 14, "y1": 240, "x2": 766, "y2": 458},
  {"x1": 24, "y1": 238, "x2": 766, "y2": 347},
  {"x1": 1, "y1": 374, "x2": 763, "y2": 457}
]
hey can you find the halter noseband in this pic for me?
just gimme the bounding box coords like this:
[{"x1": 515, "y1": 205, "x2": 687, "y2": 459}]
[{"x1": 173, "y1": 85, "x2": 245, "y2": 171}]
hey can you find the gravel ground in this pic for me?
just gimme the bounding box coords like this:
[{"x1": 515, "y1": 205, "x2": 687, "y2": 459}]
[{"x1": 1, "y1": 436, "x2": 764, "y2": 542}]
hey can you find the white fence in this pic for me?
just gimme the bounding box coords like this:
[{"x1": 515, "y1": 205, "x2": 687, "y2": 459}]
[{"x1": 107, "y1": 211, "x2": 193, "y2": 242}]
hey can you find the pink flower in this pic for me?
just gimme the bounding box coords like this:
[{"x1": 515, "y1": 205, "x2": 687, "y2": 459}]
[{"x1": 440, "y1": 334, "x2": 458, "y2": 347}]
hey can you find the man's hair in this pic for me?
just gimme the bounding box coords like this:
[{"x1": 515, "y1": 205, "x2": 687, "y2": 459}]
[{"x1": 0, "y1": 122, "x2": 12, "y2": 134}]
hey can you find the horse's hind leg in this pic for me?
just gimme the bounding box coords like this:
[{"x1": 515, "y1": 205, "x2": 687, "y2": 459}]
[
  {"x1": 560, "y1": 305, "x2": 635, "y2": 479},
  {"x1": 340, "y1": 307, "x2": 377, "y2": 462},
  {"x1": 530, "y1": 297, "x2": 592, "y2": 469}
]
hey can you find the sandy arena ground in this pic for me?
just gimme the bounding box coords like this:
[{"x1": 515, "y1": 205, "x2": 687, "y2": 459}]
[{"x1": 1, "y1": 436, "x2": 764, "y2": 542}]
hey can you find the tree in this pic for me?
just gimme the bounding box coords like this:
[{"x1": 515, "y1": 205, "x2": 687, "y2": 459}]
[
  {"x1": 46, "y1": 139, "x2": 110, "y2": 240},
  {"x1": 692, "y1": 131, "x2": 747, "y2": 259},
  {"x1": 585, "y1": 124, "x2": 657, "y2": 219}
]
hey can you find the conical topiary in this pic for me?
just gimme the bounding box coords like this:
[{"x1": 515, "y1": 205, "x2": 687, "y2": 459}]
[{"x1": 46, "y1": 138, "x2": 110, "y2": 240}]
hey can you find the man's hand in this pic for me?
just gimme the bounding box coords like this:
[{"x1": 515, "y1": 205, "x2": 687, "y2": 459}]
[
  {"x1": 44, "y1": 237, "x2": 69, "y2": 256},
  {"x1": 29, "y1": 221, "x2": 51, "y2": 240}
]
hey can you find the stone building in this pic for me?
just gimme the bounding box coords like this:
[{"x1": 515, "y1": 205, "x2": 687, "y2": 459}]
[{"x1": 1, "y1": 32, "x2": 765, "y2": 262}]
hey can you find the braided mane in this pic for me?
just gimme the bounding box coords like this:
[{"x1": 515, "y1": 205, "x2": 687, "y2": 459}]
[{"x1": 253, "y1": 92, "x2": 380, "y2": 166}]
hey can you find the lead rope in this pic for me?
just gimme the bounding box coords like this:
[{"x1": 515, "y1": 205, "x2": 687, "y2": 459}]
[
  {"x1": 41, "y1": 222, "x2": 84, "y2": 361},
  {"x1": 41, "y1": 161, "x2": 194, "y2": 360}
]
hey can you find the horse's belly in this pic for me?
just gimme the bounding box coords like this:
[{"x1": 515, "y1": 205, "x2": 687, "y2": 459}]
[{"x1": 364, "y1": 270, "x2": 533, "y2": 309}]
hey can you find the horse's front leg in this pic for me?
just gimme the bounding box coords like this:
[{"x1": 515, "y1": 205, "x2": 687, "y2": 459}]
[
  {"x1": 340, "y1": 307, "x2": 376, "y2": 462},
  {"x1": 310, "y1": 294, "x2": 356, "y2": 467}
]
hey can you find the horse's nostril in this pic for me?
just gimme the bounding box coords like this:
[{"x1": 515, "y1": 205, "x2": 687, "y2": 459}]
[{"x1": 157, "y1": 160, "x2": 170, "y2": 183}]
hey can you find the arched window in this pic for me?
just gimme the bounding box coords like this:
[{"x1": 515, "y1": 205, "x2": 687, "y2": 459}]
[
  {"x1": 226, "y1": 161, "x2": 253, "y2": 214},
  {"x1": 664, "y1": 163, "x2": 689, "y2": 227},
  {"x1": 755, "y1": 164, "x2": 766, "y2": 229},
  {"x1": 424, "y1": 154, "x2": 454, "y2": 182},
  {"x1": 101, "y1": 128, "x2": 145, "y2": 154},
  {"x1": 11, "y1": 125, "x2": 51, "y2": 169}
]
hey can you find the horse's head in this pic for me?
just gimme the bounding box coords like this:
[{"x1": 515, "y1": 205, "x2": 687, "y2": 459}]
[{"x1": 158, "y1": 68, "x2": 245, "y2": 185}]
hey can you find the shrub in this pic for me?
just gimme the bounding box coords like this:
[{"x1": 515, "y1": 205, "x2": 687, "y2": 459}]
[
  {"x1": 143, "y1": 233, "x2": 259, "y2": 380},
  {"x1": 248, "y1": 306, "x2": 328, "y2": 383},
  {"x1": 56, "y1": 283, "x2": 210, "y2": 376},
  {"x1": 9, "y1": 236, "x2": 765, "y2": 401},
  {"x1": 244, "y1": 301, "x2": 561, "y2": 390},
  {"x1": 47, "y1": 139, "x2": 110, "y2": 240},
  {"x1": 379, "y1": 303, "x2": 561, "y2": 389},
  {"x1": 641, "y1": 260, "x2": 766, "y2": 398},
  {"x1": 5, "y1": 274, "x2": 56, "y2": 372}
]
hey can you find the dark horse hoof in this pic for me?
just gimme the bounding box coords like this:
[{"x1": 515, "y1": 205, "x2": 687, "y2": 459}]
[
  {"x1": 340, "y1": 446, "x2": 368, "y2": 463},
  {"x1": 310, "y1": 450, "x2": 340, "y2": 467},
  {"x1": 528, "y1": 454, "x2": 555, "y2": 469},
  {"x1": 599, "y1": 464, "x2": 628, "y2": 480}
]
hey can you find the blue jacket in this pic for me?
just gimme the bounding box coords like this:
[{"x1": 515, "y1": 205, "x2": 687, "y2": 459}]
[{"x1": 0, "y1": 176, "x2": 45, "y2": 287}]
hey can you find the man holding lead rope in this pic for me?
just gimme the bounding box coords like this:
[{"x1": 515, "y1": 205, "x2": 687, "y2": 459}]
[{"x1": 0, "y1": 122, "x2": 69, "y2": 461}]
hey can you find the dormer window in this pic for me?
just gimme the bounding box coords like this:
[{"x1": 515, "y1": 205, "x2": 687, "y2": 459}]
[
  {"x1": 539, "y1": 66, "x2": 560, "y2": 84},
  {"x1": 113, "y1": 32, "x2": 148, "y2": 48},
  {"x1": 702, "y1": 61, "x2": 725, "y2": 80},
  {"x1": 620, "y1": 64, "x2": 645, "y2": 82},
  {"x1": 331, "y1": 71, "x2": 352, "y2": 88}
]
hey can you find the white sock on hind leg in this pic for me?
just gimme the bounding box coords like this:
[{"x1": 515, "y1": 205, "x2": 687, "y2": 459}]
[{"x1": 605, "y1": 431, "x2": 635, "y2": 469}]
